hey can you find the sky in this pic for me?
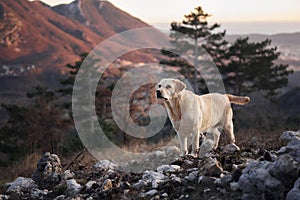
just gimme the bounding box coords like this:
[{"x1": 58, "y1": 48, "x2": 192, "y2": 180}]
[{"x1": 41, "y1": 0, "x2": 300, "y2": 34}]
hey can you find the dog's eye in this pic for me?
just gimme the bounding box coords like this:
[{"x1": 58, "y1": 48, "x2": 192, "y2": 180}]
[
  {"x1": 166, "y1": 85, "x2": 172, "y2": 89},
  {"x1": 158, "y1": 85, "x2": 161, "y2": 88}
]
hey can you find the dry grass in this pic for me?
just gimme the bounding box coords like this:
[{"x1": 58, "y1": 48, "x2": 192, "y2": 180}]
[{"x1": 0, "y1": 152, "x2": 41, "y2": 184}]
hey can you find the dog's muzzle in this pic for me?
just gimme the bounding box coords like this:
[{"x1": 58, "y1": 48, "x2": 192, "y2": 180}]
[
  {"x1": 156, "y1": 90, "x2": 168, "y2": 100},
  {"x1": 156, "y1": 90, "x2": 163, "y2": 98}
]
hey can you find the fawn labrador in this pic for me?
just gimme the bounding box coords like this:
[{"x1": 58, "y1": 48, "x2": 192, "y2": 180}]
[{"x1": 155, "y1": 78, "x2": 250, "y2": 157}]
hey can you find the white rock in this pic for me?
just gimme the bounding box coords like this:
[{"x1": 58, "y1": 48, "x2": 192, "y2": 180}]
[
  {"x1": 145, "y1": 189, "x2": 158, "y2": 196},
  {"x1": 85, "y1": 180, "x2": 96, "y2": 189},
  {"x1": 230, "y1": 182, "x2": 239, "y2": 191},
  {"x1": 143, "y1": 170, "x2": 165, "y2": 183},
  {"x1": 0, "y1": 195, "x2": 9, "y2": 200},
  {"x1": 94, "y1": 160, "x2": 118, "y2": 170},
  {"x1": 157, "y1": 164, "x2": 180, "y2": 173},
  {"x1": 30, "y1": 188, "x2": 48, "y2": 199},
  {"x1": 6, "y1": 177, "x2": 37, "y2": 193},
  {"x1": 53, "y1": 195, "x2": 66, "y2": 200},
  {"x1": 63, "y1": 170, "x2": 74, "y2": 180},
  {"x1": 281, "y1": 131, "x2": 300, "y2": 141},
  {"x1": 66, "y1": 179, "x2": 81, "y2": 196},
  {"x1": 161, "y1": 192, "x2": 168, "y2": 197}
]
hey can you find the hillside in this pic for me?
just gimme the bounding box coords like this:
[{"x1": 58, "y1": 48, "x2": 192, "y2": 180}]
[
  {"x1": 1, "y1": 130, "x2": 300, "y2": 199},
  {"x1": 226, "y1": 32, "x2": 300, "y2": 71},
  {"x1": 0, "y1": 0, "x2": 165, "y2": 70}
]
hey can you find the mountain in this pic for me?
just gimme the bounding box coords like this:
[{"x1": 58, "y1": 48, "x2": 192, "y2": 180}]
[{"x1": 0, "y1": 0, "x2": 165, "y2": 70}]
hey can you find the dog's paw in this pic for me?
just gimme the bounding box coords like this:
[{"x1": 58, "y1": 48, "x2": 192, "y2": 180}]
[{"x1": 223, "y1": 143, "x2": 240, "y2": 153}]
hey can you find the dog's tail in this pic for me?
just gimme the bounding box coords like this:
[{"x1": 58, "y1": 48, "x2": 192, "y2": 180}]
[{"x1": 226, "y1": 94, "x2": 250, "y2": 105}]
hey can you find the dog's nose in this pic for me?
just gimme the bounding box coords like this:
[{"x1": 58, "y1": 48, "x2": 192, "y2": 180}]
[{"x1": 156, "y1": 90, "x2": 161, "y2": 95}]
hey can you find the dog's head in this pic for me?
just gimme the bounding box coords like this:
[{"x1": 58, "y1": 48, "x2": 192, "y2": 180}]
[{"x1": 155, "y1": 78, "x2": 186, "y2": 101}]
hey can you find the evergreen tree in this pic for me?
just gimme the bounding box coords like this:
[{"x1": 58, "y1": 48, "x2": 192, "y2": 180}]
[
  {"x1": 161, "y1": 6, "x2": 227, "y2": 94},
  {"x1": 221, "y1": 37, "x2": 293, "y2": 100}
]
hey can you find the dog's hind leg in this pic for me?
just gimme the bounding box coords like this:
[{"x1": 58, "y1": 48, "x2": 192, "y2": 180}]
[
  {"x1": 223, "y1": 108, "x2": 235, "y2": 144},
  {"x1": 191, "y1": 130, "x2": 200, "y2": 157}
]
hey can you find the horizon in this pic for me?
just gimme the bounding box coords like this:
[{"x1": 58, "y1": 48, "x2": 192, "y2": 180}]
[{"x1": 38, "y1": 0, "x2": 300, "y2": 34}]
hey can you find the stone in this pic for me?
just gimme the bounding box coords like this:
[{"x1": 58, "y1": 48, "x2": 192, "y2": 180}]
[
  {"x1": 286, "y1": 188, "x2": 300, "y2": 200},
  {"x1": 6, "y1": 177, "x2": 37, "y2": 194},
  {"x1": 94, "y1": 160, "x2": 117, "y2": 170},
  {"x1": 286, "y1": 177, "x2": 300, "y2": 200},
  {"x1": 198, "y1": 157, "x2": 223, "y2": 177},
  {"x1": 63, "y1": 170, "x2": 74, "y2": 180},
  {"x1": 85, "y1": 180, "x2": 97, "y2": 190},
  {"x1": 268, "y1": 154, "x2": 299, "y2": 188},
  {"x1": 142, "y1": 170, "x2": 166, "y2": 189},
  {"x1": 185, "y1": 171, "x2": 198, "y2": 182},
  {"x1": 156, "y1": 164, "x2": 180, "y2": 173},
  {"x1": 280, "y1": 131, "x2": 300, "y2": 141},
  {"x1": 145, "y1": 189, "x2": 158, "y2": 196},
  {"x1": 30, "y1": 188, "x2": 48, "y2": 199},
  {"x1": 223, "y1": 143, "x2": 240, "y2": 154},
  {"x1": 161, "y1": 192, "x2": 168, "y2": 197},
  {"x1": 198, "y1": 139, "x2": 214, "y2": 158},
  {"x1": 101, "y1": 179, "x2": 113, "y2": 191},
  {"x1": 66, "y1": 179, "x2": 81, "y2": 196},
  {"x1": 230, "y1": 182, "x2": 239, "y2": 191},
  {"x1": 132, "y1": 180, "x2": 146, "y2": 189},
  {"x1": 32, "y1": 152, "x2": 62, "y2": 189}
]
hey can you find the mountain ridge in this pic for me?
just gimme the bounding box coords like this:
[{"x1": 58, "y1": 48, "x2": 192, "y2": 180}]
[{"x1": 0, "y1": 0, "x2": 165, "y2": 70}]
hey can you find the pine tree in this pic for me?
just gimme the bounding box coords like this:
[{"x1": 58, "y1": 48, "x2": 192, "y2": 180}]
[
  {"x1": 161, "y1": 6, "x2": 227, "y2": 94},
  {"x1": 221, "y1": 37, "x2": 293, "y2": 100}
]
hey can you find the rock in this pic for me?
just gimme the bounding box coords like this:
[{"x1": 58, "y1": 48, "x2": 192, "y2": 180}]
[
  {"x1": 223, "y1": 143, "x2": 240, "y2": 153},
  {"x1": 287, "y1": 178, "x2": 300, "y2": 200},
  {"x1": 185, "y1": 171, "x2": 198, "y2": 182},
  {"x1": 287, "y1": 188, "x2": 300, "y2": 200},
  {"x1": 6, "y1": 177, "x2": 37, "y2": 194},
  {"x1": 198, "y1": 176, "x2": 216, "y2": 187},
  {"x1": 145, "y1": 189, "x2": 158, "y2": 196},
  {"x1": 280, "y1": 131, "x2": 300, "y2": 141},
  {"x1": 94, "y1": 160, "x2": 118, "y2": 170},
  {"x1": 198, "y1": 139, "x2": 214, "y2": 158},
  {"x1": 230, "y1": 182, "x2": 239, "y2": 191},
  {"x1": 63, "y1": 170, "x2": 74, "y2": 180},
  {"x1": 238, "y1": 160, "x2": 286, "y2": 199},
  {"x1": 0, "y1": 195, "x2": 9, "y2": 200},
  {"x1": 32, "y1": 152, "x2": 62, "y2": 189},
  {"x1": 156, "y1": 164, "x2": 180, "y2": 173},
  {"x1": 66, "y1": 179, "x2": 81, "y2": 196},
  {"x1": 142, "y1": 170, "x2": 166, "y2": 188},
  {"x1": 132, "y1": 180, "x2": 146, "y2": 189},
  {"x1": 101, "y1": 179, "x2": 113, "y2": 191},
  {"x1": 53, "y1": 195, "x2": 66, "y2": 200},
  {"x1": 30, "y1": 188, "x2": 48, "y2": 199},
  {"x1": 268, "y1": 154, "x2": 299, "y2": 188},
  {"x1": 161, "y1": 192, "x2": 168, "y2": 197},
  {"x1": 198, "y1": 157, "x2": 223, "y2": 177},
  {"x1": 85, "y1": 180, "x2": 97, "y2": 190}
]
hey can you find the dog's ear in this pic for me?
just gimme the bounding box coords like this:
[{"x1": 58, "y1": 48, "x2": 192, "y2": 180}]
[{"x1": 175, "y1": 80, "x2": 186, "y2": 93}]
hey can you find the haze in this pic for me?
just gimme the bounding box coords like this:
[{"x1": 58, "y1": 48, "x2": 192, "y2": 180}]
[{"x1": 40, "y1": 0, "x2": 300, "y2": 34}]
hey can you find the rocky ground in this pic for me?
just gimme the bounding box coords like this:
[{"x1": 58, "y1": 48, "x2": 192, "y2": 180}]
[{"x1": 1, "y1": 130, "x2": 300, "y2": 200}]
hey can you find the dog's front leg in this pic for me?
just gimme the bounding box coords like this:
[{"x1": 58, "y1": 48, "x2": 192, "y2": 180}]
[{"x1": 177, "y1": 134, "x2": 188, "y2": 157}]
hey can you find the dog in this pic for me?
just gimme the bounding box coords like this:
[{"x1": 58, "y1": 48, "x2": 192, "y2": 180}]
[{"x1": 155, "y1": 78, "x2": 250, "y2": 157}]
